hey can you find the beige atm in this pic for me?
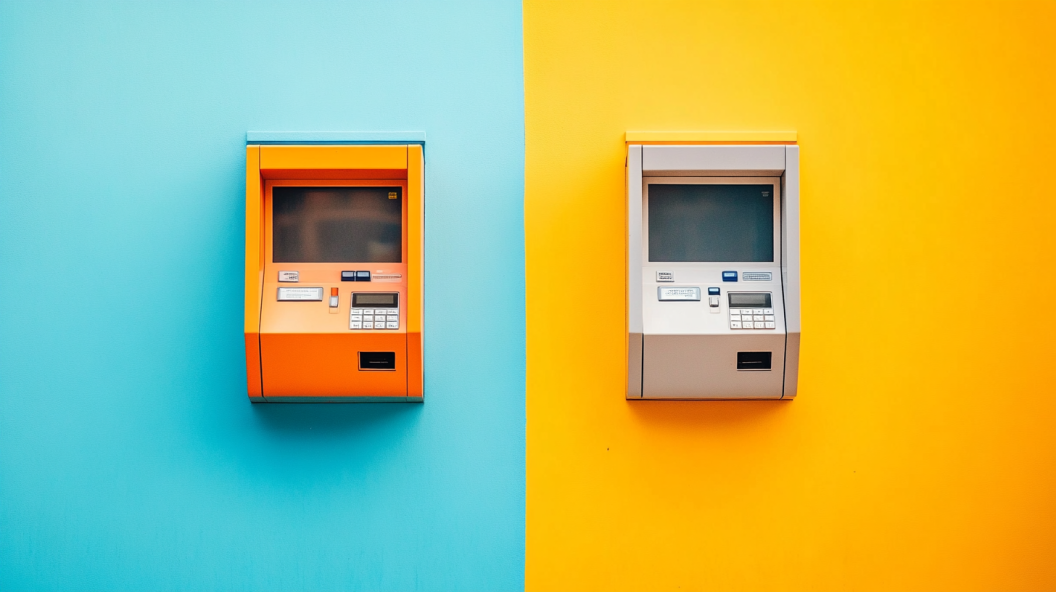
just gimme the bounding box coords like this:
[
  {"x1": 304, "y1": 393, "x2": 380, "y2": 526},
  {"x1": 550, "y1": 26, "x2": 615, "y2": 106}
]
[{"x1": 627, "y1": 144, "x2": 800, "y2": 399}]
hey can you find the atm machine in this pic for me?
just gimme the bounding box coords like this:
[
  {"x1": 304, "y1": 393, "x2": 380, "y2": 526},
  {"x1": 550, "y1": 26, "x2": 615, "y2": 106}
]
[
  {"x1": 244, "y1": 142, "x2": 424, "y2": 402},
  {"x1": 627, "y1": 144, "x2": 800, "y2": 399}
]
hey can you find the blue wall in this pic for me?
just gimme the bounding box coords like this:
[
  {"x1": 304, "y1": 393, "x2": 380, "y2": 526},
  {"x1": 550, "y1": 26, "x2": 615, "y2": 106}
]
[{"x1": 0, "y1": 2, "x2": 525, "y2": 590}]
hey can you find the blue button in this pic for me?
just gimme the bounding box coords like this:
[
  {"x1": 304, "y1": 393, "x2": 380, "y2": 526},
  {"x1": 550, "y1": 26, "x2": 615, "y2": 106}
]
[
  {"x1": 722, "y1": 271, "x2": 738, "y2": 282},
  {"x1": 708, "y1": 287, "x2": 720, "y2": 295},
  {"x1": 341, "y1": 271, "x2": 356, "y2": 281},
  {"x1": 356, "y1": 271, "x2": 371, "y2": 281}
]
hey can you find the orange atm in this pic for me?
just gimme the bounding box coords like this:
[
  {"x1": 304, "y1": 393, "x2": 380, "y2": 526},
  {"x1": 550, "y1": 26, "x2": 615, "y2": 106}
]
[{"x1": 244, "y1": 143, "x2": 424, "y2": 402}]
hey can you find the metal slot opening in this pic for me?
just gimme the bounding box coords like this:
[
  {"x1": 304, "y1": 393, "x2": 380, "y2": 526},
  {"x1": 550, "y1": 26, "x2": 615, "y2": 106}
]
[
  {"x1": 736, "y1": 351, "x2": 772, "y2": 371},
  {"x1": 359, "y1": 351, "x2": 396, "y2": 371}
]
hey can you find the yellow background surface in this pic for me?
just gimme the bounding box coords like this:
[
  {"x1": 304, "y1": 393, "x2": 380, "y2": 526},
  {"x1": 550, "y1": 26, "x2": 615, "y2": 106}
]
[{"x1": 523, "y1": 2, "x2": 1056, "y2": 590}]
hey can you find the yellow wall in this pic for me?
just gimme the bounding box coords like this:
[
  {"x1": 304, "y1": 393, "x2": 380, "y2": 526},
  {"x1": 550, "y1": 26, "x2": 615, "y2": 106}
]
[{"x1": 523, "y1": 2, "x2": 1056, "y2": 590}]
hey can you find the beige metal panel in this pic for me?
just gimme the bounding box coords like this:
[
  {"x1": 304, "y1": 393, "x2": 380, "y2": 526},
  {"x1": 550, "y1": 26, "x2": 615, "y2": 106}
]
[
  {"x1": 782, "y1": 332, "x2": 800, "y2": 398},
  {"x1": 626, "y1": 131, "x2": 797, "y2": 143},
  {"x1": 642, "y1": 145, "x2": 785, "y2": 175},
  {"x1": 627, "y1": 145, "x2": 644, "y2": 334},
  {"x1": 782, "y1": 145, "x2": 800, "y2": 398},
  {"x1": 627, "y1": 333, "x2": 643, "y2": 398},
  {"x1": 643, "y1": 283, "x2": 785, "y2": 335},
  {"x1": 642, "y1": 334, "x2": 785, "y2": 399},
  {"x1": 782, "y1": 145, "x2": 801, "y2": 335},
  {"x1": 627, "y1": 146, "x2": 645, "y2": 399}
]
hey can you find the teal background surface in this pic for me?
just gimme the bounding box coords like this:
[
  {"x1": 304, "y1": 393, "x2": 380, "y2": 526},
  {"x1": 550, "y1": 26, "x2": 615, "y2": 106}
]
[{"x1": 0, "y1": 2, "x2": 525, "y2": 590}]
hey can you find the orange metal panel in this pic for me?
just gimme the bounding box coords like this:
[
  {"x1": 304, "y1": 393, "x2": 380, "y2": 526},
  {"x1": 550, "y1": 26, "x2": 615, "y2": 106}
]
[
  {"x1": 259, "y1": 178, "x2": 411, "y2": 399},
  {"x1": 259, "y1": 145, "x2": 407, "y2": 172},
  {"x1": 406, "y1": 145, "x2": 425, "y2": 398},
  {"x1": 259, "y1": 168, "x2": 408, "y2": 181},
  {"x1": 246, "y1": 145, "x2": 422, "y2": 402},
  {"x1": 244, "y1": 146, "x2": 264, "y2": 399},
  {"x1": 261, "y1": 333, "x2": 408, "y2": 398}
]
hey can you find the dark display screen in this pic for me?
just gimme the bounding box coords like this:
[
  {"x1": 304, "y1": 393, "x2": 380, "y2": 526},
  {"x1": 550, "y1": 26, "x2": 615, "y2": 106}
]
[
  {"x1": 648, "y1": 184, "x2": 774, "y2": 262},
  {"x1": 352, "y1": 293, "x2": 399, "y2": 307},
  {"x1": 273, "y1": 186, "x2": 402, "y2": 263},
  {"x1": 728, "y1": 292, "x2": 772, "y2": 308}
]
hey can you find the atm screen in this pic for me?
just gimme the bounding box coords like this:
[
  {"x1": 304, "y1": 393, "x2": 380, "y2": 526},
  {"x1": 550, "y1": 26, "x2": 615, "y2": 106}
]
[
  {"x1": 273, "y1": 187, "x2": 402, "y2": 263},
  {"x1": 648, "y1": 184, "x2": 774, "y2": 262}
]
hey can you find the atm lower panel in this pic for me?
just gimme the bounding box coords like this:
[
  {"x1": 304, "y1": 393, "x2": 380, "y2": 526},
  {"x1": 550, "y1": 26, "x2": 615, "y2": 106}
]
[
  {"x1": 260, "y1": 332, "x2": 408, "y2": 399},
  {"x1": 638, "y1": 333, "x2": 785, "y2": 399}
]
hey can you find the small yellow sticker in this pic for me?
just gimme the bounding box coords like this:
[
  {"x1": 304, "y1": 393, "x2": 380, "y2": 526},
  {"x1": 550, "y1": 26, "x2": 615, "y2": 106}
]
[{"x1": 388, "y1": 192, "x2": 397, "y2": 200}]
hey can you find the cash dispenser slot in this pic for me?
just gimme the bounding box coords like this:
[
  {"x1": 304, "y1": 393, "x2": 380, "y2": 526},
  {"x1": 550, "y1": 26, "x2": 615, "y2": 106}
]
[
  {"x1": 359, "y1": 352, "x2": 397, "y2": 371},
  {"x1": 736, "y1": 352, "x2": 772, "y2": 371}
]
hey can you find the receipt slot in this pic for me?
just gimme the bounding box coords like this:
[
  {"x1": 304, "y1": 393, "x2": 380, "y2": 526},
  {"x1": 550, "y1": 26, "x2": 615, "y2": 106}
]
[
  {"x1": 245, "y1": 144, "x2": 424, "y2": 402},
  {"x1": 627, "y1": 144, "x2": 800, "y2": 399}
]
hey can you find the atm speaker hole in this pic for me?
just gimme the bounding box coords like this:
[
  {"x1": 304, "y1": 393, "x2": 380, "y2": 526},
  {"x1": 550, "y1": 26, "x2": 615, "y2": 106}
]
[{"x1": 737, "y1": 351, "x2": 772, "y2": 371}]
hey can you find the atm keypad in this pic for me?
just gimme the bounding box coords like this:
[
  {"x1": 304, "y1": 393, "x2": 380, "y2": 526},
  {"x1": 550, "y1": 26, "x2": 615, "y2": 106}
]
[
  {"x1": 349, "y1": 307, "x2": 399, "y2": 330},
  {"x1": 729, "y1": 308, "x2": 776, "y2": 330}
]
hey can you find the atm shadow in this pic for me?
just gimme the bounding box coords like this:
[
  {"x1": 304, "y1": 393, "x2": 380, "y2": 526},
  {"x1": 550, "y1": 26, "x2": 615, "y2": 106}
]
[
  {"x1": 250, "y1": 401, "x2": 422, "y2": 437},
  {"x1": 625, "y1": 398, "x2": 791, "y2": 432}
]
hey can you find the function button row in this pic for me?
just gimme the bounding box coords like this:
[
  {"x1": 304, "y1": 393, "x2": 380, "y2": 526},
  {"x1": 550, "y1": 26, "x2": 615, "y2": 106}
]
[
  {"x1": 730, "y1": 308, "x2": 774, "y2": 315},
  {"x1": 730, "y1": 321, "x2": 777, "y2": 329},
  {"x1": 351, "y1": 308, "x2": 399, "y2": 315},
  {"x1": 730, "y1": 314, "x2": 775, "y2": 321},
  {"x1": 350, "y1": 322, "x2": 400, "y2": 329}
]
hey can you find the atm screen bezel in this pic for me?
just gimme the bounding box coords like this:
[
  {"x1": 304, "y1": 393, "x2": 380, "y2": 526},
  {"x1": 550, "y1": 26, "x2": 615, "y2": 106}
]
[
  {"x1": 263, "y1": 178, "x2": 410, "y2": 267},
  {"x1": 641, "y1": 176, "x2": 782, "y2": 265}
]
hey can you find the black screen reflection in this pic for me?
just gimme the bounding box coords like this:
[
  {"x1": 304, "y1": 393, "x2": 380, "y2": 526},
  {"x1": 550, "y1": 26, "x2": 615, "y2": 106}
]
[{"x1": 273, "y1": 187, "x2": 402, "y2": 263}]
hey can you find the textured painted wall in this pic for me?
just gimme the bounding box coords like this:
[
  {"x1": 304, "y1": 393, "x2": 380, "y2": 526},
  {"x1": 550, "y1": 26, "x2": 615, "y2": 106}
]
[
  {"x1": 523, "y1": 1, "x2": 1056, "y2": 590},
  {"x1": 0, "y1": 2, "x2": 525, "y2": 590}
]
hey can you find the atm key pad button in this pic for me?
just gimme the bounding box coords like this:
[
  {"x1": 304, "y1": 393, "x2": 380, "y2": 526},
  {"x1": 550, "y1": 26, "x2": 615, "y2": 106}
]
[
  {"x1": 728, "y1": 308, "x2": 776, "y2": 329},
  {"x1": 349, "y1": 307, "x2": 399, "y2": 330}
]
